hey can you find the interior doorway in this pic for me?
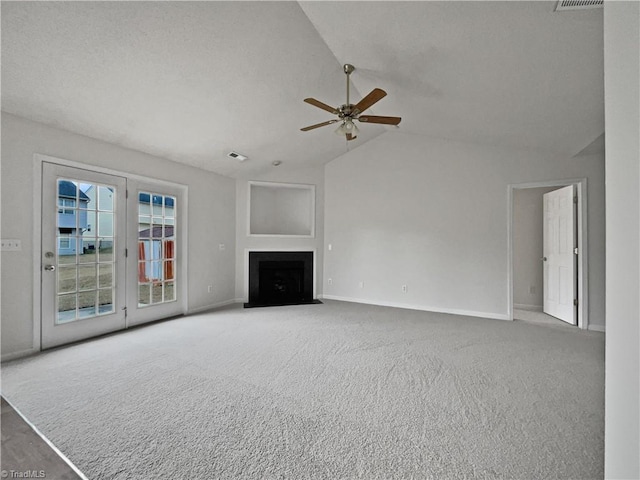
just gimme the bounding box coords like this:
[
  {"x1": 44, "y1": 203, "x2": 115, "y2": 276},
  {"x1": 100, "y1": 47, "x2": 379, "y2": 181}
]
[
  {"x1": 508, "y1": 179, "x2": 589, "y2": 329},
  {"x1": 542, "y1": 185, "x2": 578, "y2": 325}
]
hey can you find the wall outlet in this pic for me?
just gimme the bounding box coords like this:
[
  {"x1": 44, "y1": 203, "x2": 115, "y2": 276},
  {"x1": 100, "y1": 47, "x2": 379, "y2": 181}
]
[
  {"x1": 207, "y1": 285, "x2": 213, "y2": 293},
  {"x1": 359, "y1": 281, "x2": 364, "y2": 289},
  {"x1": 402, "y1": 285, "x2": 408, "y2": 293},
  {"x1": 327, "y1": 278, "x2": 333, "y2": 285},
  {"x1": 328, "y1": 244, "x2": 332, "y2": 251},
  {"x1": 218, "y1": 244, "x2": 226, "y2": 251},
  {"x1": 1, "y1": 239, "x2": 21, "y2": 251}
]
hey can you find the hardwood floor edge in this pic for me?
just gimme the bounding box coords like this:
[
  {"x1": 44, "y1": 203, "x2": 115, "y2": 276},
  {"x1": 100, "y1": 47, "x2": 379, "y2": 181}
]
[{"x1": 1, "y1": 396, "x2": 89, "y2": 480}]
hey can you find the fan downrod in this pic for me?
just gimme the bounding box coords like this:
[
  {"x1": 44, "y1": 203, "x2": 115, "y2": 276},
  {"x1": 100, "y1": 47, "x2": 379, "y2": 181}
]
[{"x1": 343, "y1": 64, "x2": 355, "y2": 75}]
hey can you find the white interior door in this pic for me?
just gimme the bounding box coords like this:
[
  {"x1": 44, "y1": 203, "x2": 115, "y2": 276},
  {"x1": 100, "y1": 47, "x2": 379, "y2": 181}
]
[
  {"x1": 543, "y1": 185, "x2": 577, "y2": 324},
  {"x1": 41, "y1": 163, "x2": 127, "y2": 349}
]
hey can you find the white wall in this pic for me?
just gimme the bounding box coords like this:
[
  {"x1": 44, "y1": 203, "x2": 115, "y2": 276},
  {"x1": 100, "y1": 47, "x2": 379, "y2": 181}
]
[
  {"x1": 513, "y1": 186, "x2": 557, "y2": 310},
  {"x1": 250, "y1": 185, "x2": 313, "y2": 236},
  {"x1": 1, "y1": 113, "x2": 237, "y2": 358},
  {"x1": 604, "y1": 2, "x2": 640, "y2": 477},
  {"x1": 324, "y1": 131, "x2": 605, "y2": 326},
  {"x1": 235, "y1": 166, "x2": 324, "y2": 301}
]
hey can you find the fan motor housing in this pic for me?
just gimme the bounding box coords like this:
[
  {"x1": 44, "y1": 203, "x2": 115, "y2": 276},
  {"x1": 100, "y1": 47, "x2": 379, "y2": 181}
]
[{"x1": 339, "y1": 104, "x2": 356, "y2": 118}]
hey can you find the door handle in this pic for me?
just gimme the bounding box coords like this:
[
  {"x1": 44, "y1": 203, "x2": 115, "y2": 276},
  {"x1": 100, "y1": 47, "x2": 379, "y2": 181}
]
[
  {"x1": 43, "y1": 264, "x2": 56, "y2": 271},
  {"x1": 542, "y1": 257, "x2": 547, "y2": 262}
]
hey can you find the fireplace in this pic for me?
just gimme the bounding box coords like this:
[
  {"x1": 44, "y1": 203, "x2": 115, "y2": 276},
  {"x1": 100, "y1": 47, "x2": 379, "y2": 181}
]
[{"x1": 245, "y1": 251, "x2": 320, "y2": 308}]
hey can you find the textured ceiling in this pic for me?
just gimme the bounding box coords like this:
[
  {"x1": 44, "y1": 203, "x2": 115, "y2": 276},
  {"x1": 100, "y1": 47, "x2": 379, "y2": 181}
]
[{"x1": 1, "y1": 1, "x2": 603, "y2": 178}]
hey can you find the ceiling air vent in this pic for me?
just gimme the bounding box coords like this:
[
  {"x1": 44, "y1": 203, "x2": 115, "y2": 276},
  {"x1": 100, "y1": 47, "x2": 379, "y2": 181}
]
[
  {"x1": 555, "y1": 0, "x2": 603, "y2": 11},
  {"x1": 227, "y1": 151, "x2": 248, "y2": 162}
]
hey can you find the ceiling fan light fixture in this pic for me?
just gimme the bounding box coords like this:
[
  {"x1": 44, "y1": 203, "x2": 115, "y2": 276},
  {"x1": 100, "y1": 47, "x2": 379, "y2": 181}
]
[{"x1": 335, "y1": 119, "x2": 359, "y2": 137}]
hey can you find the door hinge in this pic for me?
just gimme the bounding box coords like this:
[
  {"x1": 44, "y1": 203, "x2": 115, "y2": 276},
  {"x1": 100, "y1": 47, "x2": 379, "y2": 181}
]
[
  {"x1": 573, "y1": 195, "x2": 578, "y2": 204},
  {"x1": 125, "y1": 248, "x2": 128, "y2": 258},
  {"x1": 122, "y1": 306, "x2": 127, "y2": 318},
  {"x1": 126, "y1": 190, "x2": 129, "y2": 199},
  {"x1": 574, "y1": 299, "x2": 578, "y2": 306},
  {"x1": 574, "y1": 247, "x2": 579, "y2": 255}
]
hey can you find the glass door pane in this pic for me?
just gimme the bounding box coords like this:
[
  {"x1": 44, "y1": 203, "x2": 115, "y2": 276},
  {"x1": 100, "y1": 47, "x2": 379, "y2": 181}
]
[
  {"x1": 55, "y1": 179, "x2": 116, "y2": 324},
  {"x1": 137, "y1": 192, "x2": 177, "y2": 307}
]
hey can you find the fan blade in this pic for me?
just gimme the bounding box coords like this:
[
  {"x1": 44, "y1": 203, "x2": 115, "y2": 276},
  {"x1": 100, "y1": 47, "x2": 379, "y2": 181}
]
[
  {"x1": 353, "y1": 88, "x2": 387, "y2": 114},
  {"x1": 357, "y1": 115, "x2": 402, "y2": 126},
  {"x1": 346, "y1": 133, "x2": 357, "y2": 141},
  {"x1": 304, "y1": 98, "x2": 338, "y2": 114},
  {"x1": 300, "y1": 119, "x2": 338, "y2": 131}
]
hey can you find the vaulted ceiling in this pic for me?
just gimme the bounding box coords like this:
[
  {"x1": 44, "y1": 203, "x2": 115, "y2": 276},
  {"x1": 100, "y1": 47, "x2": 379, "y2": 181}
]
[{"x1": 1, "y1": 1, "x2": 603, "y2": 178}]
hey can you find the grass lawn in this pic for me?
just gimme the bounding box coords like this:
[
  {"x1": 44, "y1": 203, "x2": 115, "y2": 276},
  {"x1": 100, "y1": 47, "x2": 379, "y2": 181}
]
[{"x1": 57, "y1": 249, "x2": 174, "y2": 314}]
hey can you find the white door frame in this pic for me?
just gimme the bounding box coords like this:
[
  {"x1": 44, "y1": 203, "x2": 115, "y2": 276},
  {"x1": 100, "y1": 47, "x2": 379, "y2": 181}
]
[
  {"x1": 507, "y1": 178, "x2": 589, "y2": 329},
  {"x1": 33, "y1": 153, "x2": 189, "y2": 351}
]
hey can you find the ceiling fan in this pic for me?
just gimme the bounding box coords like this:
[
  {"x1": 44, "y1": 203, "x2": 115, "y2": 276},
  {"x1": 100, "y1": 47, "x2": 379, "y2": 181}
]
[{"x1": 301, "y1": 64, "x2": 402, "y2": 141}]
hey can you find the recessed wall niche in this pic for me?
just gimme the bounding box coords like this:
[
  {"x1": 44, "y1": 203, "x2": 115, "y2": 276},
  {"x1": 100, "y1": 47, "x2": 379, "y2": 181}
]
[{"x1": 248, "y1": 181, "x2": 315, "y2": 237}]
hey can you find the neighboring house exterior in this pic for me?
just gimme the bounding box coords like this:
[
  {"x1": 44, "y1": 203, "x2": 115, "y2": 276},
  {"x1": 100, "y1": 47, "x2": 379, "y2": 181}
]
[
  {"x1": 71, "y1": 188, "x2": 175, "y2": 266},
  {"x1": 57, "y1": 180, "x2": 89, "y2": 255},
  {"x1": 138, "y1": 193, "x2": 175, "y2": 282},
  {"x1": 138, "y1": 225, "x2": 175, "y2": 282},
  {"x1": 81, "y1": 184, "x2": 115, "y2": 252},
  {"x1": 138, "y1": 192, "x2": 174, "y2": 220}
]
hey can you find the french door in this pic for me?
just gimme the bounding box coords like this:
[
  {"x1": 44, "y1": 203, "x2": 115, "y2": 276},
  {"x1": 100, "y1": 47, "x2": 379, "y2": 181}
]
[
  {"x1": 125, "y1": 180, "x2": 183, "y2": 326},
  {"x1": 41, "y1": 163, "x2": 127, "y2": 349},
  {"x1": 41, "y1": 162, "x2": 184, "y2": 349}
]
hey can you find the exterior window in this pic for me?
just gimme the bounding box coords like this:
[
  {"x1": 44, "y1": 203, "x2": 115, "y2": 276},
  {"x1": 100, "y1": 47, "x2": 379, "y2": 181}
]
[
  {"x1": 58, "y1": 198, "x2": 76, "y2": 214},
  {"x1": 137, "y1": 192, "x2": 176, "y2": 306},
  {"x1": 58, "y1": 236, "x2": 71, "y2": 249}
]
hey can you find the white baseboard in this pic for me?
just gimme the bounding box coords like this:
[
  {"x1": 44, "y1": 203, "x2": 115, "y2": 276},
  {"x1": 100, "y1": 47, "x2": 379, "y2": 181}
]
[
  {"x1": 514, "y1": 303, "x2": 543, "y2": 312},
  {"x1": 588, "y1": 324, "x2": 606, "y2": 333},
  {"x1": 321, "y1": 295, "x2": 511, "y2": 321},
  {"x1": 187, "y1": 298, "x2": 238, "y2": 315},
  {"x1": 1, "y1": 347, "x2": 39, "y2": 362}
]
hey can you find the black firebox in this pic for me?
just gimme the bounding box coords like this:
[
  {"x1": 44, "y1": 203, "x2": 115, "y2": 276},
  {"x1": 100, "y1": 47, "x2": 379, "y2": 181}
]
[{"x1": 245, "y1": 251, "x2": 320, "y2": 308}]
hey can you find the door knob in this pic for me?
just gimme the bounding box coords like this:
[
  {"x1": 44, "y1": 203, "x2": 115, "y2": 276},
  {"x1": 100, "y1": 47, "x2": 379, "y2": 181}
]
[
  {"x1": 43, "y1": 264, "x2": 56, "y2": 271},
  {"x1": 542, "y1": 257, "x2": 547, "y2": 262}
]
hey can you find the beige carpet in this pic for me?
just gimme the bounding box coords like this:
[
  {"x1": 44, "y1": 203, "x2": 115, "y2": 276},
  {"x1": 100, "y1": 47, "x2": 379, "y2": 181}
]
[
  {"x1": 1, "y1": 300, "x2": 604, "y2": 479},
  {"x1": 513, "y1": 308, "x2": 576, "y2": 328}
]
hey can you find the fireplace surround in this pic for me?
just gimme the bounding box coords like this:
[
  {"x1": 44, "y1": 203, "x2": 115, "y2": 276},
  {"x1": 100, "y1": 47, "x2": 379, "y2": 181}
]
[{"x1": 245, "y1": 251, "x2": 320, "y2": 308}]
